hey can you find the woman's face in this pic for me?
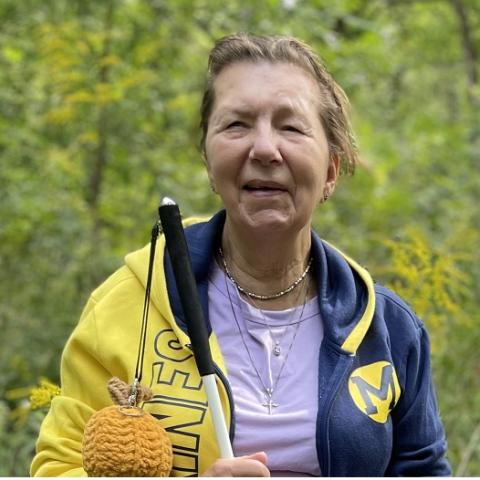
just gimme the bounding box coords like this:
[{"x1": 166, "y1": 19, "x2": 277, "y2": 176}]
[{"x1": 204, "y1": 61, "x2": 339, "y2": 235}]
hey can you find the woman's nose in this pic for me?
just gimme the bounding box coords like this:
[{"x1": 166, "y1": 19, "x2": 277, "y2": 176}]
[{"x1": 249, "y1": 125, "x2": 282, "y2": 165}]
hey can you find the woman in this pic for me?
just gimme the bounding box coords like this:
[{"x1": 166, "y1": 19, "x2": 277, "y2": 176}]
[{"x1": 31, "y1": 33, "x2": 451, "y2": 476}]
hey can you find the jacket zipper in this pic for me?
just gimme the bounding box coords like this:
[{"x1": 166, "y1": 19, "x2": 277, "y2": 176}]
[{"x1": 317, "y1": 352, "x2": 355, "y2": 476}]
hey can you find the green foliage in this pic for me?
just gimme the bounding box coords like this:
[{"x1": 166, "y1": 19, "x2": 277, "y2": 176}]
[{"x1": 1, "y1": 0, "x2": 479, "y2": 475}]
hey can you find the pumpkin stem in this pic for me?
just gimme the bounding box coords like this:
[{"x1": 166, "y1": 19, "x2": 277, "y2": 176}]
[{"x1": 107, "y1": 377, "x2": 153, "y2": 406}]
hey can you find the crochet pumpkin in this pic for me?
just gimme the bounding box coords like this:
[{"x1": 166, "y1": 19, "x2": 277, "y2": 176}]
[{"x1": 82, "y1": 377, "x2": 173, "y2": 477}]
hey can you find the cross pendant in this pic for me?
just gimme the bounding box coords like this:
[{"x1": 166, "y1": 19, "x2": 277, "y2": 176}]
[{"x1": 262, "y1": 390, "x2": 279, "y2": 414}]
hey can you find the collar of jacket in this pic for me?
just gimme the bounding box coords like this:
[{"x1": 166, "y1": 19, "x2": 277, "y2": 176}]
[{"x1": 160, "y1": 210, "x2": 375, "y2": 356}]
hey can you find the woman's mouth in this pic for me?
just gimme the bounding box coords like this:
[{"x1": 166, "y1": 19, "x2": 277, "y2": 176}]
[{"x1": 243, "y1": 181, "x2": 288, "y2": 196}]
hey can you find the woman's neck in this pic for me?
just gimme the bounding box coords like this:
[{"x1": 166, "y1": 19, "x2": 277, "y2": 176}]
[{"x1": 220, "y1": 219, "x2": 314, "y2": 309}]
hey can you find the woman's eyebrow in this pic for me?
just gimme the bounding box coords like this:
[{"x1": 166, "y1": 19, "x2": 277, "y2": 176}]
[
  {"x1": 218, "y1": 104, "x2": 253, "y2": 116},
  {"x1": 211, "y1": 105, "x2": 254, "y2": 123},
  {"x1": 213, "y1": 102, "x2": 313, "y2": 123},
  {"x1": 275, "y1": 105, "x2": 312, "y2": 124}
]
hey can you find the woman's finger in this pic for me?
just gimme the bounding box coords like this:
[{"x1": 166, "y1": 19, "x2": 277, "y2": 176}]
[{"x1": 202, "y1": 452, "x2": 270, "y2": 477}]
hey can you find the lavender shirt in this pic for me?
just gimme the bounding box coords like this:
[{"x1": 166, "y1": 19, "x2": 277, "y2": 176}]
[{"x1": 208, "y1": 261, "x2": 323, "y2": 476}]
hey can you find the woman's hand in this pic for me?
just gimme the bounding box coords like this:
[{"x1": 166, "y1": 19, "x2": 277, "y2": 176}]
[{"x1": 201, "y1": 451, "x2": 270, "y2": 477}]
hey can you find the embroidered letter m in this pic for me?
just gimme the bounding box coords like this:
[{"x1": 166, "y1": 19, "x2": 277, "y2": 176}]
[{"x1": 348, "y1": 361, "x2": 401, "y2": 423}]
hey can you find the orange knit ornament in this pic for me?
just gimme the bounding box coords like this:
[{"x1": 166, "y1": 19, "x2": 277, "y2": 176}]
[{"x1": 82, "y1": 377, "x2": 173, "y2": 477}]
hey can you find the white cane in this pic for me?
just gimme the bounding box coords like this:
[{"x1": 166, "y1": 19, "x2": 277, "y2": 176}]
[{"x1": 159, "y1": 197, "x2": 234, "y2": 459}]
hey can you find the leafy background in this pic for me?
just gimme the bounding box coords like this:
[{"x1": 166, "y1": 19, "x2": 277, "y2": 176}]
[{"x1": 1, "y1": 0, "x2": 479, "y2": 475}]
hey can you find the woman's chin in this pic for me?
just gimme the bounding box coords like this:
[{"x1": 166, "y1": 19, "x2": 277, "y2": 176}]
[{"x1": 233, "y1": 207, "x2": 297, "y2": 234}]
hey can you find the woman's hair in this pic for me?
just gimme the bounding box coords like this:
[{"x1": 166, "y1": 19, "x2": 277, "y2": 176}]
[{"x1": 199, "y1": 33, "x2": 358, "y2": 175}]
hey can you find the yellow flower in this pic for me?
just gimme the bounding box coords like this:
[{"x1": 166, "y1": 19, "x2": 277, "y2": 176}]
[
  {"x1": 383, "y1": 227, "x2": 471, "y2": 354},
  {"x1": 29, "y1": 378, "x2": 61, "y2": 410}
]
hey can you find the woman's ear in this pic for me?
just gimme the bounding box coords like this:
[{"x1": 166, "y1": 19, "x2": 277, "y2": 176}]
[
  {"x1": 203, "y1": 154, "x2": 217, "y2": 193},
  {"x1": 321, "y1": 154, "x2": 340, "y2": 203},
  {"x1": 328, "y1": 154, "x2": 340, "y2": 184}
]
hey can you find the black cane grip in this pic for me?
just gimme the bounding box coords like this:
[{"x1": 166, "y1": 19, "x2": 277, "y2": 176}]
[{"x1": 159, "y1": 203, "x2": 215, "y2": 377}]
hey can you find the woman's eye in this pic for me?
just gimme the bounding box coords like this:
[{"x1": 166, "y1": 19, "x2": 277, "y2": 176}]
[
  {"x1": 282, "y1": 125, "x2": 302, "y2": 133},
  {"x1": 226, "y1": 121, "x2": 246, "y2": 129}
]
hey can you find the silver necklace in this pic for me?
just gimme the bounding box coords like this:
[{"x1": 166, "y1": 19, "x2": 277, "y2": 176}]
[
  {"x1": 248, "y1": 287, "x2": 304, "y2": 357},
  {"x1": 224, "y1": 272, "x2": 309, "y2": 414},
  {"x1": 219, "y1": 248, "x2": 313, "y2": 301}
]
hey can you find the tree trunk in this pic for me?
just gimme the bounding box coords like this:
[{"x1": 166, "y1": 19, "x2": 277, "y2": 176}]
[
  {"x1": 86, "y1": 0, "x2": 114, "y2": 284},
  {"x1": 450, "y1": 0, "x2": 478, "y2": 89},
  {"x1": 449, "y1": 0, "x2": 480, "y2": 222}
]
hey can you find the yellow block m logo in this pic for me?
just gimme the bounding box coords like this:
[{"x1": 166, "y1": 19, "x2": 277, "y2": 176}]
[{"x1": 348, "y1": 361, "x2": 401, "y2": 424}]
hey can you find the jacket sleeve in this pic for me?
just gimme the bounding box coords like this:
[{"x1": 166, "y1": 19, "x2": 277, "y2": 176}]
[
  {"x1": 30, "y1": 296, "x2": 112, "y2": 477},
  {"x1": 386, "y1": 324, "x2": 451, "y2": 476}
]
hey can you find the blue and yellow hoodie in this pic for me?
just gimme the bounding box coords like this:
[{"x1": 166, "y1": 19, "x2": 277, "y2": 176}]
[{"x1": 31, "y1": 211, "x2": 451, "y2": 476}]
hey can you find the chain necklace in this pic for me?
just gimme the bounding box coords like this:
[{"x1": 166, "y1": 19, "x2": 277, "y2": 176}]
[
  {"x1": 247, "y1": 292, "x2": 303, "y2": 357},
  {"x1": 224, "y1": 271, "x2": 310, "y2": 414},
  {"x1": 219, "y1": 248, "x2": 313, "y2": 301}
]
